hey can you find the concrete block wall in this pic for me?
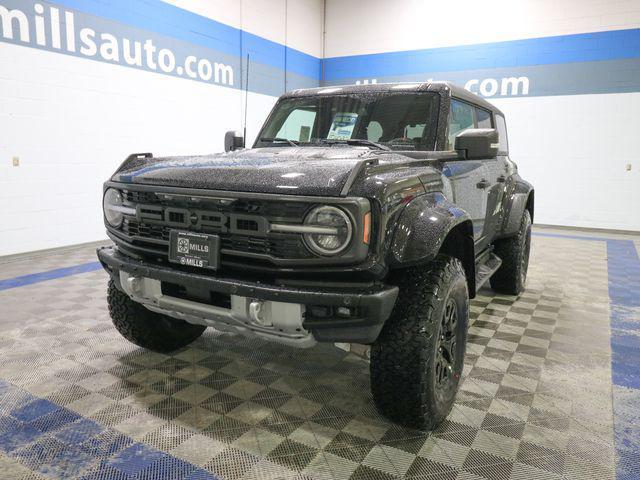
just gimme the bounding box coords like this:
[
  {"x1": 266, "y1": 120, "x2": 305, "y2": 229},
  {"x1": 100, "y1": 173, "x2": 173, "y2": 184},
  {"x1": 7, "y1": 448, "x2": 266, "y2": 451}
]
[
  {"x1": 323, "y1": 0, "x2": 640, "y2": 232},
  {"x1": 0, "y1": 0, "x2": 323, "y2": 255},
  {"x1": 0, "y1": 0, "x2": 638, "y2": 256}
]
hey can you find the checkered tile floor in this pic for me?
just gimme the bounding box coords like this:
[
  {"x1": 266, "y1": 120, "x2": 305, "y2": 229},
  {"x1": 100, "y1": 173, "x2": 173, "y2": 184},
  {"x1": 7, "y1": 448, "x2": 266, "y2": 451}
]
[{"x1": 0, "y1": 233, "x2": 635, "y2": 479}]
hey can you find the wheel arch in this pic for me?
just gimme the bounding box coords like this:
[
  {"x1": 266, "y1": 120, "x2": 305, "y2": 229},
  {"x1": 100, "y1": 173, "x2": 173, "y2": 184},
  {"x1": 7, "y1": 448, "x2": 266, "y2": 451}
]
[
  {"x1": 438, "y1": 220, "x2": 476, "y2": 297},
  {"x1": 388, "y1": 193, "x2": 476, "y2": 296},
  {"x1": 525, "y1": 189, "x2": 534, "y2": 223},
  {"x1": 500, "y1": 179, "x2": 534, "y2": 238}
]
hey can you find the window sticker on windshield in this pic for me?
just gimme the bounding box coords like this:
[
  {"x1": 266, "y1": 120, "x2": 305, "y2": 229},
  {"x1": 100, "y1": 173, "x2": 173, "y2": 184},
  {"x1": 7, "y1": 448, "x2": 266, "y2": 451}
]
[{"x1": 327, "y1": 113, "x2": 358, "y2": 140}]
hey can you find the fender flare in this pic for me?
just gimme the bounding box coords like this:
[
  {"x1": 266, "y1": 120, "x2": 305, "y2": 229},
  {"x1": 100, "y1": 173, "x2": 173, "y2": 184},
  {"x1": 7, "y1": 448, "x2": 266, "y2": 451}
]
[
  {"x1": 388, "y1": 193, "x2": 474, "y2": 269},
  {"x1": 500, "y1": 179, "x2": 534, "y2": 238}
]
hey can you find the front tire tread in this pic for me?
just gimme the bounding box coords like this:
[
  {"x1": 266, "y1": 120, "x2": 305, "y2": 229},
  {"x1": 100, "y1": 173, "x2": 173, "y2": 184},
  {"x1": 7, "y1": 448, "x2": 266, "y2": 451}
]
[{"x1": 107, "y1": 280, "x2": 206, "y2": 353}]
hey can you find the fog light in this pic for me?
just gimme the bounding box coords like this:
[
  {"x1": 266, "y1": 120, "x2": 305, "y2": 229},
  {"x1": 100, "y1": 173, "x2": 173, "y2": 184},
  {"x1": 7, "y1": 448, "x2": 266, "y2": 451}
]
[{"x1": 126, "y1": 276, "x2": 143, "y2": 294}]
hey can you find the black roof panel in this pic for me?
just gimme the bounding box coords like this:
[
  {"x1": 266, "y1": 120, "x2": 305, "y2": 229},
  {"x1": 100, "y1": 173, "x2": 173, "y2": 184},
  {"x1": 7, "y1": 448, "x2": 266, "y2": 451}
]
[{"x1": 282, "y1": 81, "x2": 504, "y2": 116}]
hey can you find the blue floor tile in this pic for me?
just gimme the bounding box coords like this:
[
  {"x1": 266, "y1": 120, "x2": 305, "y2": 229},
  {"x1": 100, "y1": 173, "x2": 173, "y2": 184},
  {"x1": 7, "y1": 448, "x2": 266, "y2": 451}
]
[
  {"x1": 0, "y1": 379, "x2": 9, "y2": 394},
  {"x1": 80, "y1": 431, "x2": 133, "y2": 458},
  {"x1": 14, "y1": 436, "x2": 67, "y2": 470},
  {"x1": 616, "y1": 448, "x2": 640, "y2": 480},
  {"x1": 11, "y1": 398, "x2": 60, "y2": 422},
  {"x1": 54, "y1": 418, "x2": 104, "y2": 445},
  {"x1": 612, "y1": 359, "x2": 640, "y2": 389},
  {"x1": 41, "y1": 444, "x2": 100, "y2": 478},
  {"x1": 79, "y1": 461, "x2": 132, "y2": 480},
  {"x1": 29, "y1": 407, "x2": 82, "y2": 433},
  {"x1": 0, "y1": 420, "x2": 43, "y2": 453}
]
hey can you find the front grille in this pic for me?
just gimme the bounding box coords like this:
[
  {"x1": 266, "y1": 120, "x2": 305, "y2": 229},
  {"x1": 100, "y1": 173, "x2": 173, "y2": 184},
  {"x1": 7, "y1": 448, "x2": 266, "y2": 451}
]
[
  {"x1": 124, "y1": 190, "x2": 157, "y2": 204},
  {"x1": 122, "y1": 219, "x2": 310, "y2": 259},
  {"x1": 123, "y1": 190, "x2": 309, "y2": 219},
  {"x1": 115, "y1": 190, "x2": 315, "y2": 265},
  {"x1": 123, "y1": 219, "x2": 168, "y2": 241}
]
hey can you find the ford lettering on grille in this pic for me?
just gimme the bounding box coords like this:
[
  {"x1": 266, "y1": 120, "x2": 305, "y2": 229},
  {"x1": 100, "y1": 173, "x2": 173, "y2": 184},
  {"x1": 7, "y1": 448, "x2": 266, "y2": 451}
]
[{"x1": 136, "y1": 204, "x2": 268, "y2": 236}]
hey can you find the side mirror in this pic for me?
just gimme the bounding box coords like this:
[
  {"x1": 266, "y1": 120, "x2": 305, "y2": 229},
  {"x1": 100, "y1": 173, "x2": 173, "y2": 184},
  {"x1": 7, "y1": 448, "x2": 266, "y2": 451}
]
[
  {"x1": 224, "y1": 130, "x2": 244, "y2": 152},
  {"x1": 454, "y1": 128, "x2": 499, "y2": 160}
]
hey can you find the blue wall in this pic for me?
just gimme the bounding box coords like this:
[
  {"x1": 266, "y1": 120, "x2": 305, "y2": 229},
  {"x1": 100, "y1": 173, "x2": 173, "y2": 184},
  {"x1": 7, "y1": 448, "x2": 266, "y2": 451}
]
[
  {"x1": 323, "y1": 29, "x2": 640, "y2": 97},
  {"x1": 1, "y1": 0, "x2": 638, "y2": 98},
  {"x1": 0, "y1": 0, "x2": 321, "y2": 97}
]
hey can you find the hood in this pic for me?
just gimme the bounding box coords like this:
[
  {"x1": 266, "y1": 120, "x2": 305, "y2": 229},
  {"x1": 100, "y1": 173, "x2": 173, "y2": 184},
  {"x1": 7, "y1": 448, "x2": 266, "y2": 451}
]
[{"x1": 111, "y1": 147, "x2": 378, "y2": 196}]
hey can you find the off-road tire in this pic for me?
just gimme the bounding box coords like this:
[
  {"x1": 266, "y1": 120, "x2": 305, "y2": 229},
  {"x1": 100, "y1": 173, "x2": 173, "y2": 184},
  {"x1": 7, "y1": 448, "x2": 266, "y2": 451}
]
[
  {"x1": 107, "y1": 280, "x2": 206, "y2": 352},
  {"x1": 490, "y1": 209, "x2": 532, "y2": 295},
  {"x1": 370, "y1": 255, "x2": 469, "y2": 430}
]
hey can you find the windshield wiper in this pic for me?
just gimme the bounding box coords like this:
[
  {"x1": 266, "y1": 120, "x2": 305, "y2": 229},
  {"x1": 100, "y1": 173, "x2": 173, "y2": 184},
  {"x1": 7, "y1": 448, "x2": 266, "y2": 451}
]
[
  {"x1": 345, "y1": 139, "x2": 391, "y2": 150},
  {"x1": 259, "y1": 137, "x2": 299, "y2": 147},
  {"x1": 314, "y1": 138, "x2": 390, "y2": 151}
]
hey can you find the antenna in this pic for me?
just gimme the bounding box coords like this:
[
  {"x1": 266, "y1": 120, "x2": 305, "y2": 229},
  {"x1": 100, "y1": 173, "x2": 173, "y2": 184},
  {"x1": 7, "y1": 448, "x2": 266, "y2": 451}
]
[{"x1": 243, "y1": 53, "x2": 250, "y2": 147}]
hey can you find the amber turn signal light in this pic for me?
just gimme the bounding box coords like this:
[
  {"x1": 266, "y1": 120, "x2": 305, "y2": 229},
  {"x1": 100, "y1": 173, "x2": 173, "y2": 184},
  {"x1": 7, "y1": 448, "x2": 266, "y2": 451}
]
[{"x1": 363, "y1": 211, "x2": 371, "y2": 244}]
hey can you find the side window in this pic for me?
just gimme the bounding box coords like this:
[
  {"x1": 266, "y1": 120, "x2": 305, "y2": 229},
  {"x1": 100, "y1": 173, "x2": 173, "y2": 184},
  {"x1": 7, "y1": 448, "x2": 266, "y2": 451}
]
[
  {"x1": 475, "y1": 108, "x2": 492, "y2": 128},
  {"x1": 447, "y1": 100, "x2": 475, "y2": 149},
  {"x1": 495, "y1": 114, "x2": 509, "y2": 154},
  {"x1": 276, "y1": 108, "x2": 317, "y2": 142}
]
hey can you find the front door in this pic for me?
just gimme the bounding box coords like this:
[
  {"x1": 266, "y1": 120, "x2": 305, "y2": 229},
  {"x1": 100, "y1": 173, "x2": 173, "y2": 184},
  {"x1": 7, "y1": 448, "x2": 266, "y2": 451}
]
[
  {"x1": 443, "y1": 99, "x2": 489, "y2": 244},
  {"x1": 476, "y1": 106, "x2": 509, "y2": 251}
]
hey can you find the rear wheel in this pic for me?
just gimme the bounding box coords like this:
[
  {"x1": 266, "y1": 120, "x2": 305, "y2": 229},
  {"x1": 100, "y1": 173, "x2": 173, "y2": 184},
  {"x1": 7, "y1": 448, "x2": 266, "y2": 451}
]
[
  {"x1": 107, "y1": 280, "x2": 206, "y2": 352},
  {"x1": 490, "y1": 209, "x2": 532, "y2": 295},
  {"x1": 370, "y1": 255, "x2": 469, "y2": 430}
]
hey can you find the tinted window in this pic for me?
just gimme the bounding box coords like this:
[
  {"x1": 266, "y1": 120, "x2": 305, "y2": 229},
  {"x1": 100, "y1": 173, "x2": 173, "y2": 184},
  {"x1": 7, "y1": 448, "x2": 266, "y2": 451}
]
[
  {"x1": 476, "y1": 108, "x2": 492, "y2": 128},
  {"x1": 257, "y1": 92, "x2": 440, "y2": 151},
  {"x1": 276, "y1": 108, "x2": 317, "y2": 142},
  {"x1": 495, "y1": 114, "x2": 509, "y2": 153},
  {"x1": 447, "y1": 100, "x2": 475, "y2": 148},
  {"x1": 447, "y1": 100, "x2": 498, "y2": 149}
]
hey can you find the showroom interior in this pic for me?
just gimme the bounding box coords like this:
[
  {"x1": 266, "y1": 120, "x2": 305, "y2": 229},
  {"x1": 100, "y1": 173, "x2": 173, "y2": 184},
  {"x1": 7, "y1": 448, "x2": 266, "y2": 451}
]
[{"x1": 0, "y1": 0, "x2": 639, "y2": 479}]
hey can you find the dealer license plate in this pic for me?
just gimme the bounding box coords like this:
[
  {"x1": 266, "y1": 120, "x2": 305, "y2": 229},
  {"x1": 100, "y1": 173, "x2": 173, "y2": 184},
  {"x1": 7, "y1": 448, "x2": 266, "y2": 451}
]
[{"x1": 169, "y1": 231, "x2": 220, "y2": 269}]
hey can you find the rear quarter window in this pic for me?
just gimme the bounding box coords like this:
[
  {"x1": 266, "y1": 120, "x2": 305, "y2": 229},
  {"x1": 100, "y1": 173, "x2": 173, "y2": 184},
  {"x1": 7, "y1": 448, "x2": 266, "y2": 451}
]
[{"x1": 495, "y1": 114, "x2": 509, "y2": 154}]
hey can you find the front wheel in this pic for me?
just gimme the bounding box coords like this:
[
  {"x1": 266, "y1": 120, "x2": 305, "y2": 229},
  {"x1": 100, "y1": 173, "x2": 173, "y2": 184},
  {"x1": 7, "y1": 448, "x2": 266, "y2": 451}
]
[
  {"x1": 107, "y1": 280, "x2": 206, "y2": 352},
  {"x1": 370, "y1": 255, "x2": 469, "y2": 430}
]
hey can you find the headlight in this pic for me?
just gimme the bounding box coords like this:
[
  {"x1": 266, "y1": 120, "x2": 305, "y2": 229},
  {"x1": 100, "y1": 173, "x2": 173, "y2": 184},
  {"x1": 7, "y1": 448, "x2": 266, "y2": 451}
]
[
  {"x1": 303, "y1": 206, "x2": 353, "y2": 255},
  {"x1": 103, "y1": 188, "x2": 124, "y2": 227}
]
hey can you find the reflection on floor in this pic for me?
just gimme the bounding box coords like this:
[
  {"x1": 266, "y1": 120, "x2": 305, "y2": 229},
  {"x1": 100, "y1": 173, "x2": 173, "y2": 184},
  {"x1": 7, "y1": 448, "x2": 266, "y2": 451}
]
[{"x1": 0, "y1": 229, "x2": 638, "y2": 480}]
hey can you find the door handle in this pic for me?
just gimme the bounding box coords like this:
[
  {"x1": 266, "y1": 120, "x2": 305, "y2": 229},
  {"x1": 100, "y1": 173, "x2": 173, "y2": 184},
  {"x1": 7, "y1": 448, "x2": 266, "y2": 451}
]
[
  {"x1": 476, "y1": 179, "x2": 490, "y2": 189},
  {"x1": 497, "y1": 175, "x2": 506, "y2": 183}
]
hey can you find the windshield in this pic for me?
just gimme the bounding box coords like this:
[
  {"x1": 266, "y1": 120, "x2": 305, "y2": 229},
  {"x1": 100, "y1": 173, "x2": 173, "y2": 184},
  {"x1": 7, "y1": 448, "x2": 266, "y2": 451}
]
[{"x1": 255, "y1": 92, "x2": 440, "y2": 151}]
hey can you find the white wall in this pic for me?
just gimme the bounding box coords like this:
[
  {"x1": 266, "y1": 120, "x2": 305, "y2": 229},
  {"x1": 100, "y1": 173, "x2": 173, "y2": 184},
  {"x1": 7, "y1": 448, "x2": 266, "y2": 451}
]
[
  {"x1": 0, "y1": 44, "x2": 277, "y2": 255},
  {"x1": 492, "y1": 93, "x2": 640, "y2": 230},
  {"x1": 324, "y1": 0, "x2": 640, "y2": 57},
  {"x1": 0, "y1": 0, "x2": 324, "y2": 256},
  {"x1": 165, "y1": 0, "x2": 324, "y2": 58},
  {"x1": 0, "y1": 0, "x2": 638, "y2": 259},
  {"x1": 324, "y1": 0, "x2": 640, "y2": 232}
]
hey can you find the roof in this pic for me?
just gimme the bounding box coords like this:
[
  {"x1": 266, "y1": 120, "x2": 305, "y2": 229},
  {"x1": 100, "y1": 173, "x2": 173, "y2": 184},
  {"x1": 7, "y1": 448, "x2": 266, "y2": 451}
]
[{"x1": 282, "y1": 81, "x2": 504, "y2": 116}]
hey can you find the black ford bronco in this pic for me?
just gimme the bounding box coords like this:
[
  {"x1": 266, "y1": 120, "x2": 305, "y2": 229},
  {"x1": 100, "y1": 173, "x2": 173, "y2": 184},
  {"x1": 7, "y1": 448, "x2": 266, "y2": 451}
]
[{"x1": 98, "y1": 81, "x2": 533, "y2": 430}]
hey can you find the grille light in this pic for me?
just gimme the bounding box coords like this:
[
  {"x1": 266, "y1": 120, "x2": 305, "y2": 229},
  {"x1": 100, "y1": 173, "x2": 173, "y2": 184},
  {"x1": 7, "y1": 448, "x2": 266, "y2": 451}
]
[{"x1": 303, "y1": 206, "x2": 353, "y2": 255}]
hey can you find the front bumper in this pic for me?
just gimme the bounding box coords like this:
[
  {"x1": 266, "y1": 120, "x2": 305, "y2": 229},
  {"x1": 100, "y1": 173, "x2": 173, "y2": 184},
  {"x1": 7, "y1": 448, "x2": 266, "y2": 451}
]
[{"x1": 97, "y1": 246, "x2": 398, "y2": 345}]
